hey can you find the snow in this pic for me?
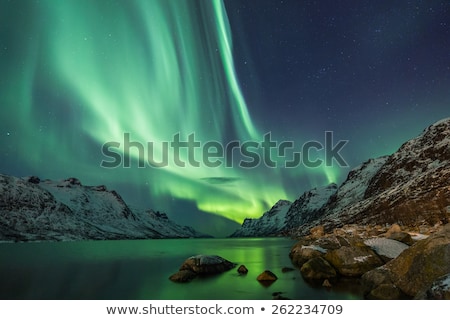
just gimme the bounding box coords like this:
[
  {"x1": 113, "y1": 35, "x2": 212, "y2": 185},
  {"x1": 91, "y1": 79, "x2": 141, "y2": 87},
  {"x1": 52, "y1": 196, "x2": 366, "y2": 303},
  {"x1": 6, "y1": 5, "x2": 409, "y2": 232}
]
[
  {"x1": 430, "y1": 274, "x2": 450, "y2": 294},
  {"x1": 410, "y1": 233, "x2": 429, "y2": 241},
  {"x1": 441, "y1": 275, "x2": 450, "y2": 290},
  {"x1": 301, "y1": 245, "x2": 327, "y2": 253},
  {"x1": 330, "y1": 156, "x2": 388, "y2": 211},
  {"x1": 431, "y1": 117, "x2": 450, "y2": 127},
  {"x1": 303, "y1": 185, "x2": 337, "y2": 211},
  {"x1": 364, "y1": 238, "x2": 409, "y2": 259},
  {"x1": 354, "y1": 255, "x2": 371, "y2": 263}
]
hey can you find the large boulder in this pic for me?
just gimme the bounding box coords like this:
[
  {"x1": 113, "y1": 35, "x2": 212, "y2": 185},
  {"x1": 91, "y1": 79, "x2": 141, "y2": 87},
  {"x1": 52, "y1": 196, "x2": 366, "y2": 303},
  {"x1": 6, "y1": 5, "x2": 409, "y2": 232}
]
[
  {"x1": 168, "y1": 270, "x2": 197, "y2": 283},
  {"x1": 179, "y1": 255, "x2": 236, "y2": 274},
  {"x1": 289, "y1": 242, "x2": 327, "y2": 267},
  {"x1": 383, "y1": 224, "x2": 450, "y2": 297},
  {"x1": 300, "y1": 257, "x2": 337, "y2": 281},
  {"x1": 367, "y1": 283, "x2": 402, "y2": 300},
  {"x1": 361, "y1": 267, "x2": 394, "y2": 295},
  {"x1": 362, "y1": 224, "x2": 450, "y2": 298},
  {"x1": 289, "y1": 235, "x2": 358, "y2": 267},
  {"x1": 324, "y1": 245, "x2": 384, "y2": 277},
  {"x1": 169, "y1": 255, "x2": 236, "y2": 283}
]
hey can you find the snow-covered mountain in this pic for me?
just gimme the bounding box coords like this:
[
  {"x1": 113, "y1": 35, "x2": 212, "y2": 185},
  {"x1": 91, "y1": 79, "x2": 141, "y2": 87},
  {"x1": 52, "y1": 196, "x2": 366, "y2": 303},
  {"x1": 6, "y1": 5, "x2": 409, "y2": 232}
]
[
  {"x1": 229, "y1": 200, "x2": 292, "y2": 237},
  {"x1": 284, "y1": 184, "x2": 338, "y2": 231},
  {"x1": 0, "y1": 175, "x2": 210, "y2": 241},
  {"x1": 290, "y1": 155, "x2": 389, "y2": 235},
  {"x1": 229, "y1": 185, "x2": 337, "y2": 238},
  {"x1": 230, "y1": 118, "x2": 450, "y2": 237}
]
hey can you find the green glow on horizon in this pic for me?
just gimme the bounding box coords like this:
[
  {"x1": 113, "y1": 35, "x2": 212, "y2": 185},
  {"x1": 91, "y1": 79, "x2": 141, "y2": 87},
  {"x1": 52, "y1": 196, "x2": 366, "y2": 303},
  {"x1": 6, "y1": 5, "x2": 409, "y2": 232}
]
[{"x1": 0, "y1": 0, "x2": 340, "y2": 225}]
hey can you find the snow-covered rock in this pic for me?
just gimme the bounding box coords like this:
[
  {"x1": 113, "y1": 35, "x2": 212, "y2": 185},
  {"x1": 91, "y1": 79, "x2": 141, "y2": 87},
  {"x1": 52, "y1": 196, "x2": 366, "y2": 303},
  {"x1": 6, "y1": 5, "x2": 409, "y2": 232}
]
[
  {"x1": 416, "y1": 273, "x2": 450, "y2": 299},
  {"x1": 364, "y1": 238, "x2": 409, "y2": 260},
  {"x1": 0, "y1": 174, "x2": 209, "y2": 241}
]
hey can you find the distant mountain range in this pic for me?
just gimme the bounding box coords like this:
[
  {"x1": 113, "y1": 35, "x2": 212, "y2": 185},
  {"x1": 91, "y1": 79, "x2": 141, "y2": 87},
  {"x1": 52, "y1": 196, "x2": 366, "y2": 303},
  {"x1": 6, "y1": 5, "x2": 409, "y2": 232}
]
[
  {"x1": 0, "y1": 175, "x2": 210, "y2": 241},
  {"x1": 231, "y1": 118, "x2": 450, "y2": 237},
  {"x1": 2, "y1": 118, "x2": 449, "y2": 241}
]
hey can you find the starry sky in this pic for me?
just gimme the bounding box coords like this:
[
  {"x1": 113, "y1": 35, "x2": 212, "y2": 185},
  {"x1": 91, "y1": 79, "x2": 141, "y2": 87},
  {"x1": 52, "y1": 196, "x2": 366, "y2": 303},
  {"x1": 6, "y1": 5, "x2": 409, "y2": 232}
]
[{"x1": 1, "y1": 0, "x2": 449, "y2": 237}]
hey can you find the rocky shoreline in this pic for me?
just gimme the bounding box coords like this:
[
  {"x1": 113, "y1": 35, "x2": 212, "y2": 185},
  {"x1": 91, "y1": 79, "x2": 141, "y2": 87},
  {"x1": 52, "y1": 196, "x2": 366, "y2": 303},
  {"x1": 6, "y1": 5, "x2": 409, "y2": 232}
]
[
  {"x1": 289, "y1": 223, "x2": 450, "y2": 299},
  {"x1": 168, "y1": 222, "x2": 449, "y2": 299}
]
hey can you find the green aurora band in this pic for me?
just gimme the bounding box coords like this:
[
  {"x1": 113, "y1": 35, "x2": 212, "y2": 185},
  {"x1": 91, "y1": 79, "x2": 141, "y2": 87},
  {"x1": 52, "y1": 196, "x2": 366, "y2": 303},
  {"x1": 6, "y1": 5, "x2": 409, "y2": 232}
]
[{"x1": 0, "y1": 0, "x2": 340, "y2": 224}]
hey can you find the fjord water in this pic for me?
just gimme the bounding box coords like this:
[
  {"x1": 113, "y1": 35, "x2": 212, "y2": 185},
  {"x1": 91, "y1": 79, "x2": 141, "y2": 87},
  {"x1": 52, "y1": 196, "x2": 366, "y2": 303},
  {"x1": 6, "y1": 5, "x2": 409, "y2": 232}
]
[{"x1": 0, "y1": 238, "x2": 362, "y2": 299}]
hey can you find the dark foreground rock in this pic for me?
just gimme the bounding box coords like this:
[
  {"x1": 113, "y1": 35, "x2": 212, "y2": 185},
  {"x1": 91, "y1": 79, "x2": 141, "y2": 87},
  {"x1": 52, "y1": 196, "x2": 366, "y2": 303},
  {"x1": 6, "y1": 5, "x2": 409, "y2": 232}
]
[
  {"x1": 169, "y1": 255, "x2": 236, "y2": 283},
  {"x1": 300, "y1": 257, "x2": 337, "y2": 281},
  {"x1": 325, "y1": 245, "x2": 383, "y2": 277},
  {"x1": 416, "y1": 273, "x2": 450, "y2": 300},
  {"x1": 362, "y1": 224, "x2": 450, "y2": 298},
  {"x1": 168, "y1": 270, "x2": 197, "y2": 283},
  {"x1": 289, "y1": 222, "x2": 449, "y2": 299},
  {"x1": 180, "y1": 255, "x2": 236, "y2": 274},
  {"x1": 290, "y1": 234, "x2": 384, "y2": 278},
  {"x1": 366, "y1": 283, "x2": 402, "y2": 300}
]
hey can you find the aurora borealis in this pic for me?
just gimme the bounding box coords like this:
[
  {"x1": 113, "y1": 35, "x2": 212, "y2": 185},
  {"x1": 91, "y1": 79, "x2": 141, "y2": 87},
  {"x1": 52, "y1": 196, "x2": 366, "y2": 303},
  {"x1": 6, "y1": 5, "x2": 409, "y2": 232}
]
[{"x1": 1, "y1": 0, "x2": 449, "y2": 236}]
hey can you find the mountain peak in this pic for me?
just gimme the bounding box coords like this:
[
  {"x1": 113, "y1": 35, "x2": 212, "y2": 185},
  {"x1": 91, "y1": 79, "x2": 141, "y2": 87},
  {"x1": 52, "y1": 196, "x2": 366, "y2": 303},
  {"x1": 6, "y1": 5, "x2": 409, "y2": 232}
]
[
  {"x1": 230, "y1": 117, "x2": 450, "y2": 237},
  {"x1": 0, "y1": 173, "x2": 210, "y2": 241}
]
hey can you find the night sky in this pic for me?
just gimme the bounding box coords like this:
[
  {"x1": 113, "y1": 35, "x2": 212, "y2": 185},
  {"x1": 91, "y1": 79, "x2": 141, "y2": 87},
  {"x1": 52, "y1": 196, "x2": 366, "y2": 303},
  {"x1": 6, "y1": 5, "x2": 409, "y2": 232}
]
[{"x1": 1, "y1": 0, "x2": 449, "y2": 237}]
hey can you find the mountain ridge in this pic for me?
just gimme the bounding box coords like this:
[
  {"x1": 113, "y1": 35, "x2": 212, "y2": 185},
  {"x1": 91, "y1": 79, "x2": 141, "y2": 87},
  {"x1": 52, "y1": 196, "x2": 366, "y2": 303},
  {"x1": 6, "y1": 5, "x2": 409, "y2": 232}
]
[
  {"x1": 0, "y1": 174, "x2": 211, "y2": 241},
  {"x1": 230, "y1": 118, "x2": 450, "y2": 237}
]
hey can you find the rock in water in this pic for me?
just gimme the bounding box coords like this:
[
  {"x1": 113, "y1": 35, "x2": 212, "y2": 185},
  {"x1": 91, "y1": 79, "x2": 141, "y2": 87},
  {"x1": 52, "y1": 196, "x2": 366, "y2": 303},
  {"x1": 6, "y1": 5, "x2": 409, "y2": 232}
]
[
  {"x1": 179, "y1": 255, "x2": 236, "y2": 274},
  {"x1": 322, "y1": 279, "x2": 332, "y2": 288},
  {"x1": 367, "y1": 283, "x2": 402, "y2": 300},
  {"x1": 300, "y1": 257, "x2": 337, "y2": 281},
  {"x1": 257, "y1": 270, "x2": 278, "y2": 283},
  {"x1": 169, "y1": 255, "x2": 236, "y2": 283},
  {"x1": 168, "y1": 270, "x2": 197, "y2": 283},
  {"x1": 237, "y1": 265, "x2": 248, "y2": 274}
]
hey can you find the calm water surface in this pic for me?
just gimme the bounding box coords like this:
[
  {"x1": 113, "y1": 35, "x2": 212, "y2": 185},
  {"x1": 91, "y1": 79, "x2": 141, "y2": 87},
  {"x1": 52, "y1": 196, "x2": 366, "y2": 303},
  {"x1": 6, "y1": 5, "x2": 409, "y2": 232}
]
[{"x1": 0, "y1": 238, "x2": 363, "y2": 299}]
